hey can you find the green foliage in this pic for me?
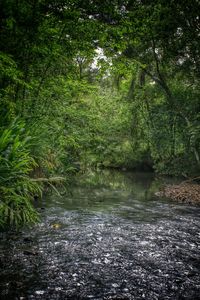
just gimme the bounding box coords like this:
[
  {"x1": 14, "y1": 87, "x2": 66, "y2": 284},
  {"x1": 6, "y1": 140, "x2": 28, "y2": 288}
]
[
  {"x1": 0, "y1": 119, "x2": 41, "y2": 228},
  {"x1": 0, "y1": 0, "x2": 200, "y2": 228},
  {"x1": 80, "y1": 90, "x2": 134, "y2": 169}
]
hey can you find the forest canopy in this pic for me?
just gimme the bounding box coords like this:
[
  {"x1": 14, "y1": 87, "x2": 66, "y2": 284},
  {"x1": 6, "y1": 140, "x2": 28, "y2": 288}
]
[{"x1": 0, "y1": 0, "x2": 200, "y2": 227}]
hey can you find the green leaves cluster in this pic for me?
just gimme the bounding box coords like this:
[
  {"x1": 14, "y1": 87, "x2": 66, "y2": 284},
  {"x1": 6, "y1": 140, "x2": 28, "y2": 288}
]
[{"x1": 0, "y1": 120, "x2": 41, "y2": 228}]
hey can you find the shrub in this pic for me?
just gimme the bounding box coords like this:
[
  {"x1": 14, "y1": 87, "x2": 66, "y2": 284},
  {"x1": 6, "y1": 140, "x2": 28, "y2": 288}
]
[{"x1": 0, "y1": 119, "x2": 41, "y2": 228}]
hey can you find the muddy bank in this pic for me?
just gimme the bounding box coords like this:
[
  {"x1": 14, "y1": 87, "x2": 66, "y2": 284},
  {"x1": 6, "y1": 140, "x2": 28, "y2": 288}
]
[{"x1": 156, "y1": 182, "x2": 200, "y2": 204}]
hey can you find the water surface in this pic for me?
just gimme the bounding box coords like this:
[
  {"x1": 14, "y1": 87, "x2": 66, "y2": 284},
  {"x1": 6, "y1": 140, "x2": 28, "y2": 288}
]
[{"x1": 0, "y1": 170, "x2": 200, "y2": 299}]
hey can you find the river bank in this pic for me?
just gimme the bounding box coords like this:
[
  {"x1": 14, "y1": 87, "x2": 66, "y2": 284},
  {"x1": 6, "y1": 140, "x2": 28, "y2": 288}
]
[{"x1": 156, "y1": 181, "x2": 200, "y2": 205}]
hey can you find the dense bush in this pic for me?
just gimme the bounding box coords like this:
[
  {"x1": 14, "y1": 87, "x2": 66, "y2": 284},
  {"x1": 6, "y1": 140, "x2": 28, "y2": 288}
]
[{"x1": 0, "y1": 119, "x2": 41, "y2": 228}]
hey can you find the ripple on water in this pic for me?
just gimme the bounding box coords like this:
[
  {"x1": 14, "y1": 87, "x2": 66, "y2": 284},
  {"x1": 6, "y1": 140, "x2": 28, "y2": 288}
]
[{"x1": 0, "y1": 171, "x2": 200, "y2": 299}]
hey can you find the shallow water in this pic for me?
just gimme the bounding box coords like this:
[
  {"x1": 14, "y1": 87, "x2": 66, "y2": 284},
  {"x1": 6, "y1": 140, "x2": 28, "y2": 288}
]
[{"x1": 0, "y1": 170, "x2": 200, "y2": 299}]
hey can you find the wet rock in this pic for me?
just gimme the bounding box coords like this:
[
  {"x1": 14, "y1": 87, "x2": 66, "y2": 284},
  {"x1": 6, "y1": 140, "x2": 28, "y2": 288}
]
[
  {"x1": 51, "y1": 223, "x2": 61, "y2": 229},
  {"x1": 23, "y1": 237, "x2": 33, "y2": 243},
  {"x1": 23, "y1": 249, "x2": 39, "y2": 256}
]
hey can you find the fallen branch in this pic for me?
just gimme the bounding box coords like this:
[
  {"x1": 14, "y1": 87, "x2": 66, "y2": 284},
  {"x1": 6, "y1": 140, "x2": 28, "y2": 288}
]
[
  {"x1": 31, "y1": 176, "x2": 67, "y2": 197},
  {"x1": 180, "y1": 176, "x2": 200, "y2": 184},
  {"x1": 31, "y1": 177, "x2": 66, "y2": 183}
]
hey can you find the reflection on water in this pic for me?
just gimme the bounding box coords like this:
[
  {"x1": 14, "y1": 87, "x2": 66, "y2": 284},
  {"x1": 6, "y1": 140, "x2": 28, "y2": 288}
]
[
  {"x1": 0, "y1": 170, "x2": 200, "y2": 300},
  {"x1": 45, "y1": 170, "x2": 157, "y2": 210}
]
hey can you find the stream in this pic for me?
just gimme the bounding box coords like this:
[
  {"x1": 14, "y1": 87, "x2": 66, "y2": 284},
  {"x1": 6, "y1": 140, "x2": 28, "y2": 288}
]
[{"x1": 0, "y1": 170, "x2": 200, "y2": 300}]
